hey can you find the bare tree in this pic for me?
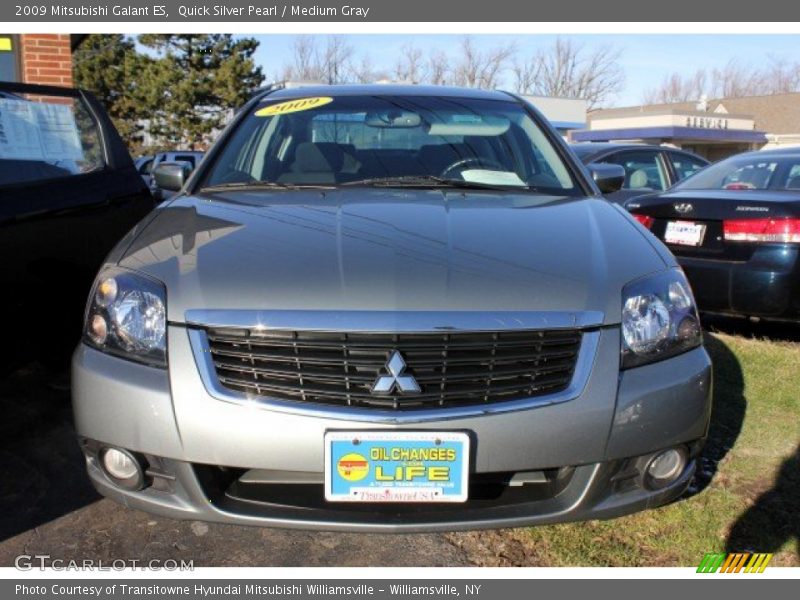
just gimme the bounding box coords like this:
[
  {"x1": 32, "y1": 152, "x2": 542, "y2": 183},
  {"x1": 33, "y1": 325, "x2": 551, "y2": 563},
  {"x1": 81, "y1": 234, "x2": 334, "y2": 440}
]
[
  {"x1": 425, "y1": 50, "x2": 451, "y2": 86},
  {"x1": 321, "y1": 35, "x2": 355, "y2": 84},
  {"x1": 514, "y1": 38, "x2": 624, "y2": 109},
  {"x1": 393, "y1": 43, "x2": 425, "y2": 84},
  {"x1": 281, "y1": 35, "x2": 324, "y2": 81},
  {"x1": 281, "y1": 35, "x2": 355, "y2": 84},
  {"x1": 512, "y1": 59, "x2": 541, "y2": 98},
  {"x1": 643, "y1": 56, "x2": 800, "y2": 104},
  {"x1": 349, "y1": 55, "x2": 390, "y2": 83},
  {"x1": 712, "y1": 60, "x2": 763, "y2": 98},
  {"x1": 642, "y1": 69, "x2": 708, "y2": 104},
  {"x1": 765, "y1": 55, "x2": 800, "y2": 94},
  {"x1": 452, "y1": 36, "x2": 516, "y2": 89}
]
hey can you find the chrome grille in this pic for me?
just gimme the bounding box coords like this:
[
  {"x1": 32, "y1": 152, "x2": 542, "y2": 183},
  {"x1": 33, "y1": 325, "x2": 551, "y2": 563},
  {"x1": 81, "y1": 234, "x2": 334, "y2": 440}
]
[{"x1": 204, "y1": 328, "x2": 583, "y2": 410}]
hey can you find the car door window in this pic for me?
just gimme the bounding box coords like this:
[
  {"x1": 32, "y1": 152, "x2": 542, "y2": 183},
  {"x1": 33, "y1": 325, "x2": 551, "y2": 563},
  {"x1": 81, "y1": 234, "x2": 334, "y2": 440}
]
[
  {"x1": 669, "y1": 152, "x2": 707, "y2": 182},
  {"x1": 140, "y1": 159, "x2": 154, "y2": 175},
  {"x1": 174, "y1": 154, "x2": 197, "y2": 168},
  {"x1": 602, "y1": 150, "x2": 668, "y2": 192},
  {"x1": 0, "y1": 92, "x2": 105, "y2": 187},
  {"x1": 781, "y1": 163, "x2": 800, "y2": 189}
]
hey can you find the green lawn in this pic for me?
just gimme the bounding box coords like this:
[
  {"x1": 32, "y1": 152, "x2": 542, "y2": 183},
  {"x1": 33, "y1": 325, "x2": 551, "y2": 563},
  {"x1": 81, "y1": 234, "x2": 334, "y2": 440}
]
[{"x1": 517, "y1": 332, "x2": 800, "y2": 566}]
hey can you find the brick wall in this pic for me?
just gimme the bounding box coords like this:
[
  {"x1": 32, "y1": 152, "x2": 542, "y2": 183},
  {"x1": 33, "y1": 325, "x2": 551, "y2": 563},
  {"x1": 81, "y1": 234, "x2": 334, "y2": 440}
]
[{"x1": 20, "y1": 34, "x2": 73, "y2": 87}]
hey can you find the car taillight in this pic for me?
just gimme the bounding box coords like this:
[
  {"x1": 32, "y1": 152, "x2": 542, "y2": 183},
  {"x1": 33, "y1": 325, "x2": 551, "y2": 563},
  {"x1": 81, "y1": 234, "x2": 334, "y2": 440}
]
[
  {"x1": 633, "y1": 214, "x2": 655, "y2": 229},
  {"x1": 723, "y1": 218, "x2": 800, "y2": 243}
]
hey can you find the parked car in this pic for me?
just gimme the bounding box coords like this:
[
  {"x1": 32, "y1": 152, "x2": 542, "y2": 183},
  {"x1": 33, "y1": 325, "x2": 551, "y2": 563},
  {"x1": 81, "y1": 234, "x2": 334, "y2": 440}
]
[
  {"x1": 73, "y1": 85, "x2": 711, "y2": 531},
  {"x1": 148, "y1": 150, "x2": 204, "y2": 200},
  {"x1": 571, "y1": 143, "x2": 709, "y2": 204},
  {"x1": 0, "y1": 81, "x2": 155, "y2": 367},
  {"x1": 628, "y1": 148, "x2": 800, "y2": 322},
  {"x1": 134, "y1": 155, "x2": 155, "y2": 187}
]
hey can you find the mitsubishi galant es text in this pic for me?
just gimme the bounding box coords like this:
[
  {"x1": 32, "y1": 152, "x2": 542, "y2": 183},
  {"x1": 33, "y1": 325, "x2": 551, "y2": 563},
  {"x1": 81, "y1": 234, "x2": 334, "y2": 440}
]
[{"x1": 72, "y1": 85, "x2": 712, "y2": 532}]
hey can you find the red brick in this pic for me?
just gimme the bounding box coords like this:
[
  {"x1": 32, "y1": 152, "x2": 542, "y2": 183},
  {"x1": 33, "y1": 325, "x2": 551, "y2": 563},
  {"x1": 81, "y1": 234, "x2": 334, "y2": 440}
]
[
  {"x1": 38, "y1": 68, "x2": 72, "y2": 77},
  {"x1": 24, "y1": 60, "x2": 62, "y2": 69},
  {"x1": 30, "y1": 40, "x2": 69, "y2": 49},
  {"x1": 26, "y1": 53, "x2": 69, "y2": 63},
  {"x1": 20, "y1": 34, "x2": 73, "y2": 88}
]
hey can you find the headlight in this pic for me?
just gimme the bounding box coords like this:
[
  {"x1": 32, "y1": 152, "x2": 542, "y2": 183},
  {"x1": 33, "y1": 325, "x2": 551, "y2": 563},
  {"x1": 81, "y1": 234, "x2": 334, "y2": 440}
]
[
  {"x1": 621, "y1": 269, "x2": 702, "y2": 369},
  {"x1": 84, "y1": 269, "x2": 167, "y2": 367}
]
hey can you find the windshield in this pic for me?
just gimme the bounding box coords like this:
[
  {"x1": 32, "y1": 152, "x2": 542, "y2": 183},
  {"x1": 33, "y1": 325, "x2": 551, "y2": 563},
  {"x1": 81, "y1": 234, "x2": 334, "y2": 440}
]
[
  {"x1": 676, "y1": 154, "x2": 800, "y2": 191},
  {"x1": 202, "y1": 94, "x2": 579, "y2": 194}
]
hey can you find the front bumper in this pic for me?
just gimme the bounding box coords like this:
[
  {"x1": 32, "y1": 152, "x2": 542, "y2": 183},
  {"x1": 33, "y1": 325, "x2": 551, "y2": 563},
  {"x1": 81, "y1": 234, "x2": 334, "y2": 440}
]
[{"x1": 72, "y1": 326, "x2": 712, "y2": 532}]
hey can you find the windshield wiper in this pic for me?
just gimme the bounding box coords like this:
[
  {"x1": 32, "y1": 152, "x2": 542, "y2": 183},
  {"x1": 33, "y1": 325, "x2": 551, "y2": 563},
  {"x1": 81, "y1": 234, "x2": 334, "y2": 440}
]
[
  {"x1": 200, "y1": 181, "x2": 333, "y2": 192},
  {"x1": 340, "y1": 175, "x2": 519, "y2": 191}
]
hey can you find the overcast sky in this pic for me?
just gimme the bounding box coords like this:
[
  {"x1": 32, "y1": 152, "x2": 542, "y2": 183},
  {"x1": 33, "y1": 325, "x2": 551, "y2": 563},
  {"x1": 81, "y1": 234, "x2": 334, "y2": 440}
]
[{"x1": 250, "y1": 34, "x2": 800, "y2": 107}]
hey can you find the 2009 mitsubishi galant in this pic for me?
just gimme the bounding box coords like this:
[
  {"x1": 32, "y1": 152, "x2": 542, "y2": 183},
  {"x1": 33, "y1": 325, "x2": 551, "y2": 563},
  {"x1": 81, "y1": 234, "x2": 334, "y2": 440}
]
[{"x1": 73, "y1": 85, "x2": 712, "y2": 531}]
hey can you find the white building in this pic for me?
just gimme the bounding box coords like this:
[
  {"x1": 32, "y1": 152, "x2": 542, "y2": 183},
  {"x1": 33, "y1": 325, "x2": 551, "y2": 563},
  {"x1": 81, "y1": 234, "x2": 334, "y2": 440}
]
[{"x1": 572, "y1": 92, "x2": 800, "y2": 161}]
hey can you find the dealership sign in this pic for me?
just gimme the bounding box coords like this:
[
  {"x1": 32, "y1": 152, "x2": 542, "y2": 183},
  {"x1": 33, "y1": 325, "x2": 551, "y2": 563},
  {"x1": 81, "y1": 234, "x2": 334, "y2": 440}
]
[{"x1": 686, "y1": 116, "x2": 730, "y2": 129}]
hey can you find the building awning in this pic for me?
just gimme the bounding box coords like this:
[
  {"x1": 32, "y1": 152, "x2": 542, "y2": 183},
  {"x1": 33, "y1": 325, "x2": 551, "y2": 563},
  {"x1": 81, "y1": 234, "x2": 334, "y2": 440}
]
[{"x1": 571, "y1": 126, "x2": 767, "y2": 144}]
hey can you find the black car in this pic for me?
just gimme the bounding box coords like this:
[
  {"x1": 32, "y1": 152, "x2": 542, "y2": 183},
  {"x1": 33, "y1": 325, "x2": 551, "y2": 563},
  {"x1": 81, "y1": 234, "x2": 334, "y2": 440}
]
[
  {"x1": 0, "y1": 81, "x2": 155, "y2": 367},
  {"x1": 628, "y1": 148, "x2": 800, "y2": 322},
  {"x1": 571, "y1": 143, "x2": 709, "y2": 204}
]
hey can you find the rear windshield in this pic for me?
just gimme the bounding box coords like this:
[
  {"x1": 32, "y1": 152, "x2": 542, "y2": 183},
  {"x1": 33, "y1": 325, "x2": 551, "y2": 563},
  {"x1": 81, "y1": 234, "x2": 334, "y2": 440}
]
[
  {"x1": 201, "y1": 94, "x2": 579, "y2": 195},
  {"x1": 676, "y1": 154, "x2": 800, "y2": 191}
]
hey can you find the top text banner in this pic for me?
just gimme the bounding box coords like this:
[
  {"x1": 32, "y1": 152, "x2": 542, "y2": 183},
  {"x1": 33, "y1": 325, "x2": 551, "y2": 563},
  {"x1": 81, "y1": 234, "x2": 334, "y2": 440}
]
[{"x1": 4, "y1": 0, "x2": 800, "y2": 22}]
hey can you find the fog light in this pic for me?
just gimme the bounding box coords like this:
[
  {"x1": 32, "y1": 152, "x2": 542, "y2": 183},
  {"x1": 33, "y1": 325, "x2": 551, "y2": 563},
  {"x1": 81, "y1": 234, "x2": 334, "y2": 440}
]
[
  {"x1": 99, "y1": 447, "x2": 145, "y2": 490},
  {"x1": 646, "y1": 448, "x2": 687, "y2": 489}
]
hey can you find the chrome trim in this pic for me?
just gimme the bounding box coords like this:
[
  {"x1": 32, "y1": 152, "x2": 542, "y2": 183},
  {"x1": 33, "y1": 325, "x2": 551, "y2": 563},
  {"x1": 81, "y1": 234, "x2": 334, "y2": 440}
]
[
  {"x1": 184, "y1": 309, "x2": 605, "y2": 332},
  {"x1": 187, "y1": 325, "x2": 601, "y2": 424}
]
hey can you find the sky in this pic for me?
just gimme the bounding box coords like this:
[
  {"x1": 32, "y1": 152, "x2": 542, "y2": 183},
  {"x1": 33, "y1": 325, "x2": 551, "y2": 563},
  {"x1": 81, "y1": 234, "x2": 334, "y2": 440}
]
[{"x1": 248, "y1": 34, "x2": 800, "y2": 107}]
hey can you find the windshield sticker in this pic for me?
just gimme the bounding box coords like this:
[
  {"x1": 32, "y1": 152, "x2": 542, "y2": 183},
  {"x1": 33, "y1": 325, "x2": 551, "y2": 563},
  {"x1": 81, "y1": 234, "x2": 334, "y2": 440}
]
[{"x1": 255, "y1": 96, "x2": 334, "y2": 117}]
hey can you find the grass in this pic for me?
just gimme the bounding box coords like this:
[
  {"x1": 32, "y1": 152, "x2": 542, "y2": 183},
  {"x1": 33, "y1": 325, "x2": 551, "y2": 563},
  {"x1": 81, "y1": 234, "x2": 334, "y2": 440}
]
[{"x1": 516, "y1": 332, "x2": 800, "y2": 567}]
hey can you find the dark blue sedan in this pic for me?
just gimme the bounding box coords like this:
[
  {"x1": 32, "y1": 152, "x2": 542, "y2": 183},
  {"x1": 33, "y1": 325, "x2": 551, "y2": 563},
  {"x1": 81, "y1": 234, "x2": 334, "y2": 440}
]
[{"x1": 628, "y1": 148, "x2": 800, "y2": 322}]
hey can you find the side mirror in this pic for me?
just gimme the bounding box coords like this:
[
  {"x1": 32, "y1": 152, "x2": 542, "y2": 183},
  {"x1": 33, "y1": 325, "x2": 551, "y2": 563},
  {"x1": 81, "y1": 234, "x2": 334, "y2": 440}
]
[
  {"x1": 588, "y1": 163, "x2": 626, "y2": 194},
  {"x1": 153, "y1": 161, "x2": 192, "y2": 192}
]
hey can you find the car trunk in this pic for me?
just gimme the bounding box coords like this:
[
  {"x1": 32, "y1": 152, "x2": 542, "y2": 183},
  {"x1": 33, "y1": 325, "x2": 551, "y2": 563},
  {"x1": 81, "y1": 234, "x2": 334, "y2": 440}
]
[{"x1": 631, "y1": 189, "x2": 800, "y2": 262}]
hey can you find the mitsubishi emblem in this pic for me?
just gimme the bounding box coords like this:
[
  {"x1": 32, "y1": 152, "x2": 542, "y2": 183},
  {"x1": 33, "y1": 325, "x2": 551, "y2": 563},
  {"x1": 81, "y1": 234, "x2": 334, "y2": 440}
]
[{"x1": 371, "y1": 351, "x2": 421, "y2": 395}]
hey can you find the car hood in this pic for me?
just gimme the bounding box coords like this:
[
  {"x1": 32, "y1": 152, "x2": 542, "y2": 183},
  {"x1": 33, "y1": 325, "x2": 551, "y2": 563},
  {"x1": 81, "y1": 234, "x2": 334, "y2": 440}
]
[{"x1": 117, "y1": 189, "x2": 668, "y2": 325}]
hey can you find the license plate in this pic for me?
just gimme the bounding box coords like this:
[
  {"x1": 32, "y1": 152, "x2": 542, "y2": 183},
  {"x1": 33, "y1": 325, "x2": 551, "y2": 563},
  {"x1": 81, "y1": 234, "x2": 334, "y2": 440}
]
[
  {"x1": 665, "y1": 220, "x2": 707, "y2": 246},
  {"x1": 324, "y1": 431, "x2": 470, "y2": 503}
]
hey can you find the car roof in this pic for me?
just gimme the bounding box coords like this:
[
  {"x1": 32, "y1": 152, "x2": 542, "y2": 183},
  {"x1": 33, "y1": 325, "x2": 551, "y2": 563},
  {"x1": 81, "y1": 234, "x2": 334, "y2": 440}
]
[
  {"x1": 261, "y1": 84, "x2": 515, "y2": 103},
  {"x1": 570, "y1": 142, "x2": 650, "y2": 153},
  {"x1": 570, "y1": 142, "x2": 698, "y2": 154},
  {"x1": 570, "y1": 142, "x2": 707, "y2": 162},
  {"x1": 747, "y1": 147, "x2": 800, "y2": 158}
]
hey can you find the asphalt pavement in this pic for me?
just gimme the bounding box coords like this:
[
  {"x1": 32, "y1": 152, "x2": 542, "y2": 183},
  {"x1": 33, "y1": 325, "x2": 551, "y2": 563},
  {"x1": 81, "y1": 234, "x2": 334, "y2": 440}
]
[{"x1": 0, "y1": 362, "x2": 472, "y2": 568}]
